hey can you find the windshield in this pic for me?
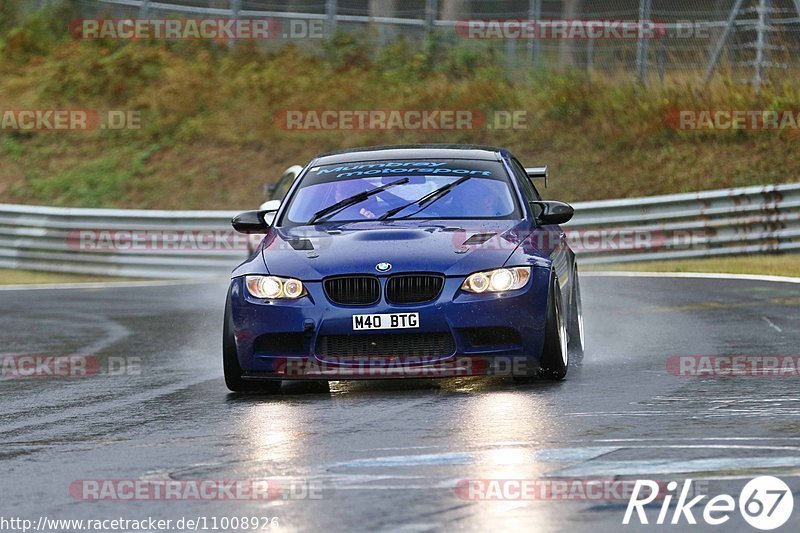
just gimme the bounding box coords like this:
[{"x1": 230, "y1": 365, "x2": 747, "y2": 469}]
[{"x1": 280, "y1": 159, "x2": 519, "y2": 225}]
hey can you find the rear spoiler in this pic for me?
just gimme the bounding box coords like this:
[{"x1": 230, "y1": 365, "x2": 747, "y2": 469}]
[{"x1": 525, "y1": 166, "x2": 548, "y2": 188}]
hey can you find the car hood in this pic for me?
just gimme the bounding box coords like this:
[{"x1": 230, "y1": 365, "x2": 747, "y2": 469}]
[{"x1": 259, "y1": 220, "x2": 530, "y2": 280}]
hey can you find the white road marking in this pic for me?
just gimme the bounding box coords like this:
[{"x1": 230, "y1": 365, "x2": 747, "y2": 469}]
[
  {"x1": 533, "y1": 444, "x2": 800, "y2": 462},
  {"x1": 587, "y1": 437, "x2": 800, "y2": 442},
  {"x1": 553, "y1": 457, "x2": 800, "y2": 477},
  {"x1": 534, "y1": 447, "x2": 618, "y2": 462},
  {"x1": 583, "y1": 271, "x2": 800, "y2": 284},
  {"x1": 762, "y1": 316, "x2": 783, "y2": 332},
  {"x1": 332, "y1": 452, "x2": 474, "y2": 468},
  {"x1": 564, "y1": 409, "x2": 800, "y2": 417},
  {"x1": 79, "y1": 315, "x2": 131, "y2": 355}
]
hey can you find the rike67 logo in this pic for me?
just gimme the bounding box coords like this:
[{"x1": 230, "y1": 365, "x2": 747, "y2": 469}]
[{"x1": 624, "y1": 476, "x2": 794, "y2": 530}]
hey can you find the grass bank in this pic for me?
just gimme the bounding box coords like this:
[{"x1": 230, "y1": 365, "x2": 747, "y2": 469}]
[
  {"x1": 0, "y1": 268, "x2": 142, "y2": 285},
  {"x1": 1, "y1": 2, "x2": 799, "y2": 210},
  {"x1": 583, "y1": 254, "x2": 800, "y2": 278}
]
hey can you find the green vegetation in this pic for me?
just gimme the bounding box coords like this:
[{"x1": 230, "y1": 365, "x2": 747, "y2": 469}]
[
  {"x1": 584, "y1": 254, "x2": 800, "y2": 278},
  {"x1": 4, "y1": 255, "x2": 798, "y2": 285},
  {"x1": 1, "y1": 1, "x2": 799, "y2": 209},
  {"x1": 0, "y1": 268, "x2": 142, "y2": 285}
]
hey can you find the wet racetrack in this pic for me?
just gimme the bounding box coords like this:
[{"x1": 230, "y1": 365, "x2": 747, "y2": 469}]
[{"x1": 1, "y1": 273, "x2": 799, "y2": 532}]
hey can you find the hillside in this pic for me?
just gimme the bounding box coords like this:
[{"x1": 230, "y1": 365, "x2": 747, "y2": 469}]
[{"x1": 1, "y1": 5, "x2": 799, "y2": 209}]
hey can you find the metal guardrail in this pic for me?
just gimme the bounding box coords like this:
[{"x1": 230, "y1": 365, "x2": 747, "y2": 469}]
[
  {"x1": 0, "y1": 183, "x2": 798, "y2": 278},
  {"x1": 567, "y1": 182, "x2": 800, "y2": 264},
  {"x1": 0, "y1": 203, "x2": 242, "y2": 279}
]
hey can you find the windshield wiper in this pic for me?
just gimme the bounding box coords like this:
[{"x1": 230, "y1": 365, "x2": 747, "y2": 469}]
[
  {"x1": 376, "y1": 176, "x2": 472, "y2": 221},
  {"x1": 307, "y1": 178, "x2": 409, "y2": 225}
]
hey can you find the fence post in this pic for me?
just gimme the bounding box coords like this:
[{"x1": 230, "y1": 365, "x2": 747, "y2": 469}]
[
  {"x1": 527, "y1": 0, "x2": 541, "y2": 66},
  {"x1": 635, "y1": 0, "x2": 652, "y2": 84},
  {"x1": 229, "y1": 0, "x2": 241, "y2": 48},
  {"x1": 703, "y1": 0, "x2": 746, "y2": 87},
  {"x1": 507, "y1": 39, "x2": 517, "y2": 70},
  {"x1": 752, "y1": 0, "x2": 769, "y2": 95},
  {"x1": 425, "y1": 0, "x2": 438, "y2": 36},
  {"x1": 139, "y1": 0, "x2": 150, "y2": 18},
  {"x1": 326, "y1": 0, "x2": 338, "y2": 37}
]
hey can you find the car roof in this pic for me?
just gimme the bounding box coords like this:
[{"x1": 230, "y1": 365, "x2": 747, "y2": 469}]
[{"x1": 313, "y1": 145, "x2": 507, "y2": 166}]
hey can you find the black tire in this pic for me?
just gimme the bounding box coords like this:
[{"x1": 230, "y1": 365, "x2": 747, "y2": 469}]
[
  {"x1": 538, "y1": 272, "x2": 569, "y2": 380},
  {"x1": 223, "y1": 291, "x2": 281, "y2": 394},
  {"x1": 567, "y1": 266, "x2": 585, "y2": 366}
]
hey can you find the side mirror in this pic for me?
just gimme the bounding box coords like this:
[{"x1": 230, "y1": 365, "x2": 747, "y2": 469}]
[
  {"x1": 531, "y1": 201, "x2": 574, "y2": 225},
  {"x1": 232, "y1": 209, "x2": 274, "y2": 233}
]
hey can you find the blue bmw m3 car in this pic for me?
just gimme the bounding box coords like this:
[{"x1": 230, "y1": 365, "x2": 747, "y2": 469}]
[{"x1": 224, "y1": 145, "x2": 584, "y2": 392}]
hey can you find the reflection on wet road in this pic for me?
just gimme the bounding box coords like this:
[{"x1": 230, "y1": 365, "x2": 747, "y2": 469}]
[{"x1": 1, "y1": 275, "x2": 799, "y2": 532}]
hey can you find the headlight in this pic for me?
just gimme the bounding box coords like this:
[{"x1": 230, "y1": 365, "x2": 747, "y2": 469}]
[
  {"x1": 461, "y1": 267, "x2": 531, "y2": 294},
  {"x1": 246, "y1": 275, "x2": 306, "y2": 299}
]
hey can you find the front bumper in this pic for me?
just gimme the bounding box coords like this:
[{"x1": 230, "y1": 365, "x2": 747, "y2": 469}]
[{"x1": 229, "y1": 267, "x2": 550, "y2": 380}]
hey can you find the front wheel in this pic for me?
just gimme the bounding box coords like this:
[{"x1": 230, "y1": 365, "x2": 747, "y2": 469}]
[
  {"x1": 538, "y1": 273, "x2": 569, "y2": 380},
  {"x1": 223, "y1": 291, "x2": 281, "y2": 394}
]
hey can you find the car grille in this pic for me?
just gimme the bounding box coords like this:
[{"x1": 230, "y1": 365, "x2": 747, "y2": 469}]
[
  {"x1": 316, "y1": 333, "x2": 456, "y2": 359},
  {"x1": 324, "y1": 276, "x2": 380, "y2": 305},
  {"x1": 386, "y1": 274, "x2": 445, "y2": 304}
]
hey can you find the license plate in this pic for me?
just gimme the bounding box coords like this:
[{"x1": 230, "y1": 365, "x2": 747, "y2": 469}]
[{"x1": 352, "y1": 312, "x2": 420, "y2": 331}]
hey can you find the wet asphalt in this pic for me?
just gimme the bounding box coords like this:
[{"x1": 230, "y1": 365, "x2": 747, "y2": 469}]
[{"x1": 1, "y1": 274, "x2": 799, "y2": 532}]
